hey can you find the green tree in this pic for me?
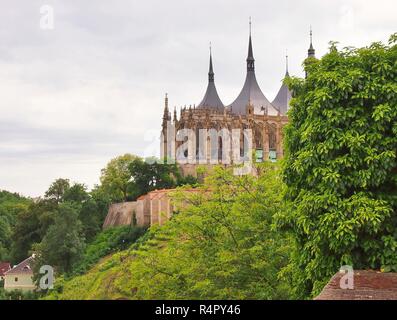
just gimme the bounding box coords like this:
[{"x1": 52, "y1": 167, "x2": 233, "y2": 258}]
[
  {"x1": 34, "y1": 203, "x2": 85, "y2": 274},
  {"x1": 9, "y1": 176, "x2": 113, "y2": 265},
  {"x1": 10, "y1": 199, "x2": 57, "y2": 263},
  {"x1": 99, "y1": 154, "x2": 137, "y2": 202},
  {"x1": 64, "y1": 183, "x2": 89, "y2": 203},
  {"x1": 45, "y1": 178, "x2": 71, "y2": 203},
  {"x1": 279, "y1": 34, "x2": 397, "y2": 297},
  {"x1": 129, "y1": 157, "x2": 197, "y2": 200},
  {"x1": 0, "y1": 191, "x2": 31, "y2": 261},
  {"x1": 78, "y1": 198, "x2": 107, "y2": 243}
]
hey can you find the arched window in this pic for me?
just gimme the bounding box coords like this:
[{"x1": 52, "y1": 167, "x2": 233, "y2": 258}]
[
  {"x1": 268, "y1": 123, "x2": 277, "y2": 151},
  {"x1": 183, "y1": 135, "x2": 188, "y2": 158}
]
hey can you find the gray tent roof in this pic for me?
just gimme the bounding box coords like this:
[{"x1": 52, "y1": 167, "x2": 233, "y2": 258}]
[
  {"x1": 197, "y1": 51, "x2": 224, "y2": 110},
  {"x1": 272, "y1": 72, "x2": 292, "y2": 115},
  {"x1": 228, "y1": 69, "x2": 279, "y2": 115},
  {"x1": 227, "y1": 34, "x2": 279, "y2": 116}
]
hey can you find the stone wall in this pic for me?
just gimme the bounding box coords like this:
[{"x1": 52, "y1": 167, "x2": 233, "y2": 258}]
[
  {"x1": 103, "y1": 188, "x2": 198, "y2": 229},
  {"x1": 103, "y1": 202, "x2": 138, "y2": 229}
]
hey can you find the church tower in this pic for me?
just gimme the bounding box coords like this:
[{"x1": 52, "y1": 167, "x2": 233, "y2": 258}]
[
  {"x1": 160, "y1": 93, "x2": 172, "y2": 160},
  {"x1": 305, "y1": 26, "x2": 316, "y2": 78},
  {"x1": 308, "y1": 26, "x2": 316, "y2": 58}
]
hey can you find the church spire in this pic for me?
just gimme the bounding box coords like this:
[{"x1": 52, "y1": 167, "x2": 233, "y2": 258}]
[
  {"x1": 197, "y1": 45, "x2": 224, "y2": 110},
  {"x1": 163, "y1": 93, "x2": 170, "y2": 122},
  {"x1": 247, "y1": 17, "x2": 255, "y2": 71},
  {"x1": 208, "y1": 42, "x2": 214, "y2": 82},
  {"x1": 308, "y1": 26, "x2": 315, "y2": 58},
  {"x1": 285, "y1": 50, "x2": 289, "y2": 77},
  {"x1": 173, "y1": 106, "x2": 177, "y2": 122},
  {"x1": 227, "y1": 18, "x2": 278, "y2": 116}
]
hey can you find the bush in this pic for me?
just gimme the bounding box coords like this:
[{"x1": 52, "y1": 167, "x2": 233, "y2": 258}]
[
  {"x1": 0, "y1": 289, "x2": 39, "y2": 300},
  {"x1": 71, "y1": 225, "x2": 146, "y2": 276}
]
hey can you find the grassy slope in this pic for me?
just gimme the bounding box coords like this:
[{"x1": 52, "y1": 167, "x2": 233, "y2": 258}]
[
  {"x1": 46, "y1": 229, "x2": 155, "y2": 300},
  {"x1": 47, "y1": 251, "x2": 130, "y2": 300}
]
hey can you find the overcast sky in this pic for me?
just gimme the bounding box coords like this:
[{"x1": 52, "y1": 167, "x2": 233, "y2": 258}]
[{"x1": 0, "y1": 0, "x2": 395, "y2": 197}]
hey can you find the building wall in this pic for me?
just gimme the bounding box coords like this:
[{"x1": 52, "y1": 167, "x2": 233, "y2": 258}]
[
  {"x1": 150, "y1": 196, "x2": 159, "y2": 226},
  {"x1": 4, "y1": 273, "x2": 35, "y2": 292},
  {"x1": 102, "y1": 189, "x2": 198, "y2": 230},
  {"x1": 103, "y1": 202, "x2": 138, "y2": 229},
  {"x1": 161, "y1": 107, "x2": 288, "y2": 175}
]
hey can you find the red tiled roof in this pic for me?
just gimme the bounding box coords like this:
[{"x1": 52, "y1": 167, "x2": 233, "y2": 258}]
[
  {"x1": 0, "y1": 262, "x2": 11, "y2": 276},
  {"x1": 136, "y1": 188, "x2": 199, "y2": 201},
  {"x1": 5, "y1": 256, "x2": 35, "y2": 275},
  {"x1": 316, "y1": 270, "x2": 397, "y2": 300}
]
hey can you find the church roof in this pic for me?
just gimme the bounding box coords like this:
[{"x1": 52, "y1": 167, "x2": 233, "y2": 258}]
[
  {"x1": 272, "y1": 79, "x2": 291, "y2": 116},
  {"x1": 197, "y1": 48, "x2": 224, "y2": 110},
  {"x1": 272, "y1": 55, "x2": 292, "y2": 115},
  {"x1": 228, "y1": 30, "x2": 279, "y2": 116}
]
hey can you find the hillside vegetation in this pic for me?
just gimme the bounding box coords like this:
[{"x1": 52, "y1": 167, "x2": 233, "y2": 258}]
[
  {"x1": 1, "y1": 155, "x2": 191, "y2": 300},
  {"x1": 46, "y1": 164, "x2": 292, "y2": 300}
]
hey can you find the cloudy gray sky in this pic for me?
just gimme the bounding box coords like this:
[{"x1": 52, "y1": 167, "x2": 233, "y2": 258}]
[{"x1": 0, "y1": 0, "x2": 395, "y2": 197}]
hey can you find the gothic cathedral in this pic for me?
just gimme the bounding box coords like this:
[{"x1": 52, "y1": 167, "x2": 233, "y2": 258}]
[{"x1": 161, "y1": 26, "x2": 316, "y2": 176}]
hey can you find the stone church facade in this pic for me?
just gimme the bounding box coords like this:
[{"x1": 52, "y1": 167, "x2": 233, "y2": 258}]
[{"x1": 161, "y1": 27, "x2": 315, "y2": 176}]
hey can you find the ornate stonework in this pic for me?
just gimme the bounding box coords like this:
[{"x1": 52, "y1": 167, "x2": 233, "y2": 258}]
[{"x1": 160, "y1": 27, "x2": 315, "y2": 176}]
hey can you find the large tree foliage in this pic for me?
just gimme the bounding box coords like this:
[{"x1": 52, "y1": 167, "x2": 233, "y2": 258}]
[
  {"x1": 279, "y1": 34, "x2": 397, "y2": 297},
  {"x1": 10, "y1": 199, "x2": 57, "y2": 263},
  {"x1": 98, "y1": 154, "x2": 138, "y2": 202},
  {"x1": 129, "y1": 157, "x2": 197, "y2": 200},
  {"x1": 10, "y1": 178, "x2": 107, "y2": 263},
  {"x1": 97, "y1": 154, "x2": 197, "y2": 203},
  {"x1": 45, "y1": 178, "x2": 71, "y2": 203},
  {"x1": 34, "y1": 203, "x2": 86, "y2": 274},
  {"x1": 0, "y1": 191, "x2": 31, "y2": 261}
]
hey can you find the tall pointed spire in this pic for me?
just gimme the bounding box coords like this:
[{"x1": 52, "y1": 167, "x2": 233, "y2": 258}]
[
  {"x1": 308, "y1": 26, "x2": 315, "y2": 58},
  {"x1": 162, "y1": 93, "x2": 170, "y2": 128},
  {"x1": 173, "y1": 106, "x2": 177, "y2": 122},
  {"x1": 272, "y1": 53, "x2": 292, "y2": 116},
  {"x1": 228, "y1": 19, "x2": 279, "y2": 116},
  {"x1": 285, "y1": 50, "x2": 289, "y2": 77},
  {"x1": 247, "y1": 17, "x2": 255, "y2": 71},
  {"x1": 208, "y1": 42, "x2": 214, "y2": 82},
  {"x1": 163, "y1": 93, "x2": 169, "y2": 118},
  {"x1": 197, "y1": 45, "x2": 224, "y2": 110}
]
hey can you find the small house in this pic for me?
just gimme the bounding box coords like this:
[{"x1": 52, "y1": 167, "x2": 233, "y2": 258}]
[{"x1": 4, "y1": 255, "x2": 36, "y2": 292}]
